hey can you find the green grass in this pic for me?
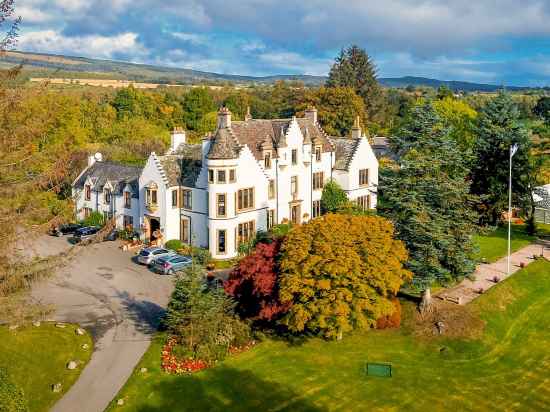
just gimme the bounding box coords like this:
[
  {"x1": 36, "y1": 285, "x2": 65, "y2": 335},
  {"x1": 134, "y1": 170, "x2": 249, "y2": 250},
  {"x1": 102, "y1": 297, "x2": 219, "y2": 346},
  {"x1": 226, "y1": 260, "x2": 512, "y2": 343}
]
[
  {"x1": 0, "y1": 322, "x2": 93, "y2": 412},
  {"x1": 108, "y1": 259, "x2": 550, "y2": 412},
  {"x1": 473, "y1": 224, "x2": 536, "y2": 263}
]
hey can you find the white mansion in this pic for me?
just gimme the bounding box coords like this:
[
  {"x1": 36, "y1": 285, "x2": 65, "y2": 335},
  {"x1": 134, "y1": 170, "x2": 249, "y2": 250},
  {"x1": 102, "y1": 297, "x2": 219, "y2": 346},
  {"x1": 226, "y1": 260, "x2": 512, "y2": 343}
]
[{"x1": 72, "y1": 107, "x2": 379, "y2": 259}]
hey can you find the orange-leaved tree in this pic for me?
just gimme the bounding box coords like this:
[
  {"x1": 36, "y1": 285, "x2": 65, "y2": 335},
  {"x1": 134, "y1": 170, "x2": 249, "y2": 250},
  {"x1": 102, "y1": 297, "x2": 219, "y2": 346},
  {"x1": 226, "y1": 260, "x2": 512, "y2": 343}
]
[{"x1": 279, "y1": 213, "x2": 411, "y2": 340}]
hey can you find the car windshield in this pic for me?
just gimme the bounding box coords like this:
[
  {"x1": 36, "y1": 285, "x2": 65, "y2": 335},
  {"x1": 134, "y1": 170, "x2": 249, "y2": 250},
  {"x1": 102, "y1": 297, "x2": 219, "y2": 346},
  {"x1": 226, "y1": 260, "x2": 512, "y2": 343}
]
[
  {"x1": 139, "y1": 250, "x2": 150, "y2": 256},
  {"x1": 155, "y1": 257, "x2": 169, "y2": 264}
]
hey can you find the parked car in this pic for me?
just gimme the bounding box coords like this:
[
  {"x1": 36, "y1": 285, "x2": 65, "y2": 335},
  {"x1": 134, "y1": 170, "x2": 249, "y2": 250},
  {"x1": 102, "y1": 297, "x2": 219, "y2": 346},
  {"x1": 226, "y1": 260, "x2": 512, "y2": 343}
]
[
  {"x1": 151, "y1": 254, "x2": 192, "y2": 275},
  {"x1": 137, "y1": 247, "x2": 176, "y2": 266},
  {"x1": 104, "y1": 228, "x2": 118, "y2": 241},
  {"x1": 50, "y1": 223, "x2": 83, "y2": 237},
  {"x1": 73, "y1": 226, "x2": 101, "y2": 244}
]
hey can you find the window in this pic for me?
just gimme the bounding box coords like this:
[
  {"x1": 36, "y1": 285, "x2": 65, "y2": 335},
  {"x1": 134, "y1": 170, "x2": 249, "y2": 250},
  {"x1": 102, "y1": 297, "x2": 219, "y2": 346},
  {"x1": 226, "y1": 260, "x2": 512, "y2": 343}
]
[
  {"x1": 356, "y1": 195, "x2": 371, "y2": 210},
  {"x1": 123, "y1": 215, "x2": 133, "y2": 229},
  {"x1": 104, "y1": 188, "x2": 111, "y2": 204},
  {"x1": 237, "y1": 221, "x2": 255, "y2": 247},
  {"x1": 291, "y1": 149, "x2": 298, "y2": 165},
  {"x1": 313, "y1": 172, "x2": 324, "y2": 190},
  {"x1": 267, "y1": 209, "x2": 275, "y2": 229},
  {"x1": 217, "y1": 193, "x2": 227, "y2": 217},
  {"x1": 268, "y1": 179, "x2": 276, "y2": 199},
  {"x1": 181, "y1": 218, "x2": 190, "y2": 243},
  {"x1": 83, "y1": 207, "x2": 92, "y2": 218},
  {"x1": 146, "y1": 187, "x2": 158, "y2": 206},
  {"x1": 217, "y1": 170, "x2": 226, "y2": 183},
  {"x1": 181, "y1": 189, "x2": 192, "y2": 210},
  {"x1": 312, "y1": 200, "x2": 321, "y2": 218},
  {"x1": 359, "y1": 169, "x2": 369, "y2": 186},
  {"x1": 217, "y1": 230, "x2": 227, "y2": 254},
  {"x1": 291, "y1": 204, "x2": 300, "y2": 224},
  {"x1": 264, "y1": 151, "x2": 272, "y2": 169},
  {"x1": 208, "y1": 169, "x2": 214, "y2": 183},
  {"x1": 124, "y1": 191, "x2": 131, "y2": 209},
  {"x1": 237, "y1": 188, "x2": 254, "y2": 211},
  {"x1": 84, "y1": 185, "x2": 91, "y2": 201},
  {"x1": 315, "y1": 146, "x2": 322, "y2": 162},
  {"x1": 229, "y1": 169, "x2": 236, "y2": 183},
  {"x1": 171, "y1": 189, "x2": 178, "y2": 208},
  {"x1": 291, "y1": 176, "x2": 298, "y2": 195}
]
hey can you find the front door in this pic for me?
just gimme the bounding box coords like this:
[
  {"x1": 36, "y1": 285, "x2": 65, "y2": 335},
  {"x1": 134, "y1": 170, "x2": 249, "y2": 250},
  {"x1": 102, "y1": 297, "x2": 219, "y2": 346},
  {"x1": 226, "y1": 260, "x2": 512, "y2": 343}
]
[{"x1": 291, "y1": 204, "x2": 301, "y2": 224}]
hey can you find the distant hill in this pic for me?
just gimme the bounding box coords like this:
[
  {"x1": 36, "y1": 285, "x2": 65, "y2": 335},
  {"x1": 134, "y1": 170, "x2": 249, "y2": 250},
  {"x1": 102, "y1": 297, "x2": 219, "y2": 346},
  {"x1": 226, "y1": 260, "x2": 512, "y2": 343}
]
[{"x1": 0, "y1": 50, "x2": 535, "y2": 91}]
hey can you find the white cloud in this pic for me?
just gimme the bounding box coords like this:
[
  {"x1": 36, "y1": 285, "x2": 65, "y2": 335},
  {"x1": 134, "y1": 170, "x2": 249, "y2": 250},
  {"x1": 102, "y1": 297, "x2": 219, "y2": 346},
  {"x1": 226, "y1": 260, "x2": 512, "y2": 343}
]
[
  {"x1": 171, "y1": 32, "x2": 207, "y2": 45},
  {"x1": 258, "y1": 51, "x2": 331, "y2": 76},
  {"x1": 18, "y1": 30, "x2": 148, "y2": 59},
  {"x1": 17, "y1": 6, "x2": 53, "y2": 23}
]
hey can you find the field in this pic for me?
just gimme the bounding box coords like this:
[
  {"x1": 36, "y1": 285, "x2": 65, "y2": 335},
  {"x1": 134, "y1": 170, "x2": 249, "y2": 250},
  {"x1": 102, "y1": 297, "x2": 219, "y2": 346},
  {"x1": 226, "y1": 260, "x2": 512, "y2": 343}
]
[
  {"x1": 0, "y1": 322, "x2": 93, "y2": 412},
  {"x1": 108, "y1": 259, "x2": 550, "y2": 412}
]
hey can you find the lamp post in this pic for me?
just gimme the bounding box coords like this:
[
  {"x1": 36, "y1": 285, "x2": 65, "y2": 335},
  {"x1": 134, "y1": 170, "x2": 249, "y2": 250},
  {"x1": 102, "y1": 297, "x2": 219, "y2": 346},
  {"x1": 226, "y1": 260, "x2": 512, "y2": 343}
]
[{"x1": 507, "y1": 144, "x2": 519, "y2": 275}]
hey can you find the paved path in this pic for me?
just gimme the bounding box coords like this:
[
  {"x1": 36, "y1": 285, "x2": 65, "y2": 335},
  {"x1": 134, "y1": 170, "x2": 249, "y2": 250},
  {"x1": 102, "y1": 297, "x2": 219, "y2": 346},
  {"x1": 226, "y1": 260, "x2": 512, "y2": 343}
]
[
  {"x1": 438, "y1": 241, "x2": 550, "y2": 305},
  {"x1": 30, "y1": 239, "x2": 173, "y2": 412}
]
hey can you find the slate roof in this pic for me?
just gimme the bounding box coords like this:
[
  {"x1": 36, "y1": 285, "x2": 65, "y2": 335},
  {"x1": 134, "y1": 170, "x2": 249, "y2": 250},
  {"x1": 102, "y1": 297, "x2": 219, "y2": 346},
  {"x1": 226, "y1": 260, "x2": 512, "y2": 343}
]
[
  {"x1": 330, "y1": 137, "x2": 361, "y2": 170},
  {"x1": 158, "y1": 143, "x2": 203, "y2": 188},
  {"x1": 74, "y1": 161, "x2": 141, "y2": 196},
  {"x1": 207, "y1": 117, "x2": 334, "y2": 161}
]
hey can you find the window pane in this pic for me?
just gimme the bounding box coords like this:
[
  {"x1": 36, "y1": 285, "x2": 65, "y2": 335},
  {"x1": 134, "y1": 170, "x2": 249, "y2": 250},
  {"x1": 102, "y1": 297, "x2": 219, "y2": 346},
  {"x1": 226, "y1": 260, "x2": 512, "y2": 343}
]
[{"x1": 218, "y1": 170, "x2": 226, "y2": 183}]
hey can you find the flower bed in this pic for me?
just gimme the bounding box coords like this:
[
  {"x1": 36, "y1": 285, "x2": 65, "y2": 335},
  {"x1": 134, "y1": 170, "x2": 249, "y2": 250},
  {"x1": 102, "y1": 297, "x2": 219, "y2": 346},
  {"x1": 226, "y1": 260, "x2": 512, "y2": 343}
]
[{"x1": 161, "y1": 337, "x2": 256, "y2": 375}]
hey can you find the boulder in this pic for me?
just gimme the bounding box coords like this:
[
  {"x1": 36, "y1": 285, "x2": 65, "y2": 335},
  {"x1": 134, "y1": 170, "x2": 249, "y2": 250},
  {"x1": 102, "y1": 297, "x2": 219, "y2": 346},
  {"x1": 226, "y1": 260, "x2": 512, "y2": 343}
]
[
  {"x1": 117, "y1": 399, "x2": 125, "y2": 406},
  {"x1": 75, "y1": 328, "x2": 85, "y2": 336},
  {"x1": 67, "y1": 361, "x2": 78, "y2": 370},
  {"x1": 55, "y1": 323, "x2": 67, "y2": 328},
  {"x1": 32, "y1": 321, "x2": 41, "y2": 327},
  {"x1": 81, "y1": 343, "x2": 90, "y2": 350},
  {"x1": 52, "y1": 383, "x2": 62, "y2": 393}
]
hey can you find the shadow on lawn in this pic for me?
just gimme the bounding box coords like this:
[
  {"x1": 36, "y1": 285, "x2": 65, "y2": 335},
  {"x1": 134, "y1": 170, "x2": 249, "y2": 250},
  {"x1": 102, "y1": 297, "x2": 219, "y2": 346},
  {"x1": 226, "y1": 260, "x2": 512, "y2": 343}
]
[
  {"x1": 118, "y1": 291, "x2": 166, "y2": 334},
  {"x1": 136, "y1": 367, "x2": 327, "y2": 412}
]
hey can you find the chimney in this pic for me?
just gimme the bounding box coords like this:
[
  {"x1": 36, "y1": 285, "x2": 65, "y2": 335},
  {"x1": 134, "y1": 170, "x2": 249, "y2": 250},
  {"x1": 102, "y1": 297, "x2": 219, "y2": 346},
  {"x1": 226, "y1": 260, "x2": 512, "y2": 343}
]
[
  {"x1": 304, "y1": 107, "x2": 318, "y2": 124},
  {"x1": 170, "y1": 127, "x2": 186, "y2": 151},
  {"x1": 88, "y1": 152, "x2": 102, "y2": 167},
  {"x1": 244, "y1": 106, "x2": 252, "y2": 122},
  {"x1": 217, "y1": 106, "x2": 232, "y2": 128},
  {"x1": 88, "y1": 155, "x2": 96, "y2": 167},
  {"x1": 351, "y1": 116, "x2": 362, "y2": 139}
]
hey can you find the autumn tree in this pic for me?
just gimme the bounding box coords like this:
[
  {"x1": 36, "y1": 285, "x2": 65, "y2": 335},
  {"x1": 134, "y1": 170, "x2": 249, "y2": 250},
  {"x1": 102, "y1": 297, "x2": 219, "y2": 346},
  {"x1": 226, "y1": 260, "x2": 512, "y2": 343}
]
[
  {"x1": 297, "y1": 86, "x2": 366, "y2": 136},
  {"x1": 433, "y1": 97, "x2": 478, "y2": 151},
  {"x1": 224, "y1": 238, "x2": 290, "y2": 323},
  {"x1": 326, "y1": 45, "x2": 384, "y2": 121},
  {"x1": 278, "y1": 214, "x2": 411, "y2": 340}
]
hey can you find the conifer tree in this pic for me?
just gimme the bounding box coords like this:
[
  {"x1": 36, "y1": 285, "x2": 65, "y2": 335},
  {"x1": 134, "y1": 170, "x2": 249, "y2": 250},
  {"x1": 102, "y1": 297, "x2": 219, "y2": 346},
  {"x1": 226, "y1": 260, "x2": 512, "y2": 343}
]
[
  {"x1": 380, "y1": 102, "x2": 477, "y2": 299},
  {"x1": 470, "y1": 93, "x2": 533, "y2": 225}
]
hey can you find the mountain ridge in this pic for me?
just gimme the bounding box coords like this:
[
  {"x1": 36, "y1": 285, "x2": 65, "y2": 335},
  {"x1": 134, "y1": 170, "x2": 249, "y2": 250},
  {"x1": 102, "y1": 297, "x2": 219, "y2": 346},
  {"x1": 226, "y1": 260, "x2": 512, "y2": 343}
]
[{"x1": 0, "y1": 50, "x2": 536, "y2": 91}]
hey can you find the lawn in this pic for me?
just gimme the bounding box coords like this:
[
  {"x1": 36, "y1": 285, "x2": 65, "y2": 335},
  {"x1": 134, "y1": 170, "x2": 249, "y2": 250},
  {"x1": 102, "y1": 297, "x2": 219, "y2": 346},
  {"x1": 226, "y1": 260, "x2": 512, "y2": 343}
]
[
  {"x1": 0, "y1": 322, "x2": 93, "y2": 412},
  {"x1": 473, "y1": 224, "x2": 537, "y2": 263},
  {"x1": 108, "y1": 259, "x2": 550, "y2": 412}
]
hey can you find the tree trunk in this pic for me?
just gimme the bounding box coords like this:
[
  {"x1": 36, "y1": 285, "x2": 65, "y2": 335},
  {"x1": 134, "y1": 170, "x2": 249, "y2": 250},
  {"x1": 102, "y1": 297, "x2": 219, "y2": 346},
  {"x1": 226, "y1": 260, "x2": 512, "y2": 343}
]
[
  {"x1": 419, "y1": 288, "x2": 433, "y2": 315},
  {"x1": 337, "y1": 329, "x2": 343, "y2": 341}
]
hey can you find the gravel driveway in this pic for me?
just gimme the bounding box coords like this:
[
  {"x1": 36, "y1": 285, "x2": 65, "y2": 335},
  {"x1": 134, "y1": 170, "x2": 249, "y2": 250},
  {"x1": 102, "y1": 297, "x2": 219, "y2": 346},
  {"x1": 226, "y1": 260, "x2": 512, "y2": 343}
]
[{"x1": 30, "y1": 238, "x2": 173, "y2": 412}]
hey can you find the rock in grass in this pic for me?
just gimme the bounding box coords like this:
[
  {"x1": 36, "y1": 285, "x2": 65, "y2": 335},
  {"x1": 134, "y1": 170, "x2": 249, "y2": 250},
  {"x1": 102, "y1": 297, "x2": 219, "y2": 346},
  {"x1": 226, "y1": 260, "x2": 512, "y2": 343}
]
[
  {"x1": 8, "y1": 325, "x2": 19, "y2": 330},
  {"x1": 55, "y1": 323, "x2": 66, "y2": 328},
  {"x1": 67, "y1": 361, "x2": 78, "y2": 370},
  {"x1": 32, "y1": 321, "x2": 41, "y2": 327},
  {"x1": 52, "y1": 383, "x2": 62, "y2": 393},
  {"x1": 117, "y1": 399, "x2": 125, "y2": 406},
  {"x1": 81, "y1": 343, "x2": 89, "y2": 350},
  {"x1": 76, "y1": 328, "x2": 85, "y2": 336},
  {"x1": 140, "y1": 367, "x2": 148, "y2": 373}
]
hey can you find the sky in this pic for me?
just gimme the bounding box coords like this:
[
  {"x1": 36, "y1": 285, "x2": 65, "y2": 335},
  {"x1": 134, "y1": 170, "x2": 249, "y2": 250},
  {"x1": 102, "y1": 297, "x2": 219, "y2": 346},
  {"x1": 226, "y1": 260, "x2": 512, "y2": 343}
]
[{"x1": 10, "y1": 0, "x2": 550, "y2": 86}]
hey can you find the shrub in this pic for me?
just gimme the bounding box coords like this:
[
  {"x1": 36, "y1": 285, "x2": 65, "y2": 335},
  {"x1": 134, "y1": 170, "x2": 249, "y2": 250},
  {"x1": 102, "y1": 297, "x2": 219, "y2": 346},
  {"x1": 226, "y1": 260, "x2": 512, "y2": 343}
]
[
  {"x1": 0, "y1": 368, "x2": 28, "y2": 412},
  {"x1": 321, "y1": 180, "x2": 348, "y2": 213},
  {"x1": 80, "y1": 211, "x2": 104, "y2": 227},
  {"x1": 165, "y1": 239, "x2": 183, "y2": 251},
  {"x1": 376, "y1": 298, "x2": 402, "y2": 329},
  {"x1": 178, "y1": 244, "x2": 212, "y2": 266}
]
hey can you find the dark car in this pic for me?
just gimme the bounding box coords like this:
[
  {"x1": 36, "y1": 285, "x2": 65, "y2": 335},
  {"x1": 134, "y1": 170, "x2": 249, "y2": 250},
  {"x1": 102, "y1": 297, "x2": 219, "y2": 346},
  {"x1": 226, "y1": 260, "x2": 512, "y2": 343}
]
[
  {"x1": 73, "y1": 226, "x2": 101, "y2": 244},
  {"x1": 50, "y1": 223, "x2": 83, "y2": 237},
  {"x1": 104, "y1": 228, "x2": 118, "y2": 241},
  {"x1": 151, "y1": 254, "x2": 192, "y2": 275}
]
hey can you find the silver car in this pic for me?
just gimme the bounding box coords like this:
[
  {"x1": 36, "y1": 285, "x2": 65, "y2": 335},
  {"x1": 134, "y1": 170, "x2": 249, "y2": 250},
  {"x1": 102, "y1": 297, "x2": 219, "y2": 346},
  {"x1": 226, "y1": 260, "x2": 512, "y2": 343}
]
[
  {"x1": 137, "y1": 247, "x2": 175, "y2": 266},
  {"x1": 151, "y1": 254, "x2": 192, "y2": 275}
]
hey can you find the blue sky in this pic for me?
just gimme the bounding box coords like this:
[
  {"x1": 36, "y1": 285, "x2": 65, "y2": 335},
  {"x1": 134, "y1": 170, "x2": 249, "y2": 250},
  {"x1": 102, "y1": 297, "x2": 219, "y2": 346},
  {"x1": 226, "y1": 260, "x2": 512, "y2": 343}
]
[{"x1": 11, "y1": 0, "x2": 550, "y2": 86}]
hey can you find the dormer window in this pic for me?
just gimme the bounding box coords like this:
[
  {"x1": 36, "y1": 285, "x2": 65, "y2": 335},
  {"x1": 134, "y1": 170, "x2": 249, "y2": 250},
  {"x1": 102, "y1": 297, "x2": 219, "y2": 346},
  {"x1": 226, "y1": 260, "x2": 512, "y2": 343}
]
[
  {"x1": 84, "y1": 184, "x2": 91, "y2": 201},
  {"x1": 264, "y1": 151, "x2": 272, "y2": 169},
  {"x1": 104, "y1": 188, "x2": 111, "y2": 204},
  {"x1": 291, "y1": 149, "x2": 298, "y2": 165},
  {"x1": 315, "y1": 146, "x2": 322, "y2": 162}
]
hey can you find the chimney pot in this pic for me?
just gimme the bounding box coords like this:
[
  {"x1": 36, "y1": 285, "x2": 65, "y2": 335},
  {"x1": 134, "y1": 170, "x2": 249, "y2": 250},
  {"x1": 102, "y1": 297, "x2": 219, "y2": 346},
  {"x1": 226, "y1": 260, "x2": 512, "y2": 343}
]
[
  {"x1": 170, "y1": 127, "x2": 186, "y2": 152},
  {"x1": 218, "y1": 106, "x2": 232, "y2": 128}
]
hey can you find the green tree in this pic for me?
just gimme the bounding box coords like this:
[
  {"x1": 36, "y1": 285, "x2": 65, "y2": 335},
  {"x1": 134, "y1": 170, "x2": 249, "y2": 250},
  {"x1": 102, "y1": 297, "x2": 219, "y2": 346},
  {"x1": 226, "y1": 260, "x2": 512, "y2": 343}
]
[
  {"x1": 279, "y1": 214, "x2": 411, "y2": 340},
  {"x1": 320, "y1": 180, "x2": 348, "y2": 213},
  {"x1": 181, "y1": 88, "x2": 216, "y2": 131},
  {"x1": 326, "y1": 45, "x2": 384, "y2": 121},
  {"x1": 381, "y1": 102, "x2": 477, "y2": 297},
  {"x1": 470, "y1": 93, "x2": 533, "y2": 225},
  {"x1": 433, "y1": 97, "x2": 478, "y2": 151},
  {"x1": 533, "y1": 96, "x2": 550, "y2": 124},
  {"x1": 297, "y1": 87, "x2": 366, "y2": 136}
]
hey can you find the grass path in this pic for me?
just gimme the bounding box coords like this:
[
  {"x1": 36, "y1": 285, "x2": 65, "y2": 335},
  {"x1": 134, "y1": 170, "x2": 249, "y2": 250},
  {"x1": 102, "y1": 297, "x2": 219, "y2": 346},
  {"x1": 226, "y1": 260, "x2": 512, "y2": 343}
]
[
  {"x1": 108, "y1": 260, "x2": 550, "y2": 412},
  {"x1": 0, "y1": 322, "x2": 92, "y2": 412}
]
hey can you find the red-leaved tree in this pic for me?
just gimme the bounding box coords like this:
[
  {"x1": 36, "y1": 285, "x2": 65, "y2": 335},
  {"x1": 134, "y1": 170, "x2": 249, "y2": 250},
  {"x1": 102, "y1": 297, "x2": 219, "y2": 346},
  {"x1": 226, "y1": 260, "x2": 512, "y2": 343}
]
[{"x1": 224, "y1": 239, "x2": 290, "y2": 322}]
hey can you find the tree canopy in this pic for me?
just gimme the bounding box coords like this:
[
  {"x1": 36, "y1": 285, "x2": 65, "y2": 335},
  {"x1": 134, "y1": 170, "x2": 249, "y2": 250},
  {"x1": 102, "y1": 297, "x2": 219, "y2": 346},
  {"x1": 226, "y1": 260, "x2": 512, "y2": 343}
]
[
  {"x1": 320, "y1": 180, "x2": 348, "y2": 214},
  {"x1": 533, "y1": 96, "x2": 550, "y2": 124},
  {"x1": 278, "y1": 214, "x2": 411, "y2": 340}
]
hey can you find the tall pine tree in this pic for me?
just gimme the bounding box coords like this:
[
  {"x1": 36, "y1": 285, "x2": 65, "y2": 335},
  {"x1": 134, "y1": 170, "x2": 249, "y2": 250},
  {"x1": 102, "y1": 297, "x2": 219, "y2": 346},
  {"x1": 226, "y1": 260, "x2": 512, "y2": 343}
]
[
  {"x1": 326, "y1": 45, "x2": 384, "y2": 121},
  {"x1": 380, "y1": 102, "x2": 477, "y2": 298},
  {"x1": 470, "y1": 93, "x2": 533, "y2": 225}
]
